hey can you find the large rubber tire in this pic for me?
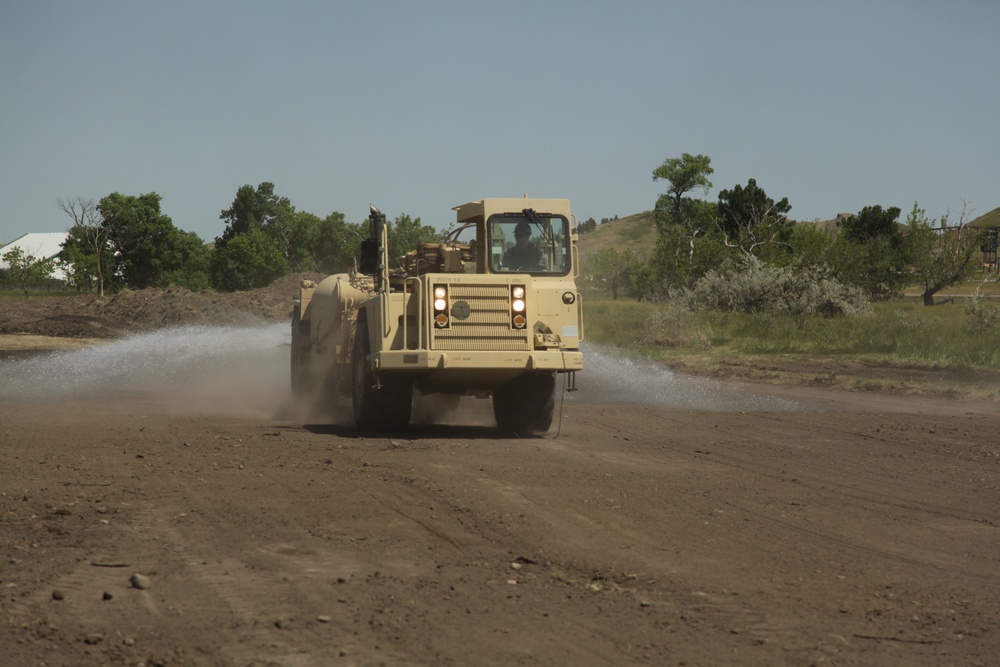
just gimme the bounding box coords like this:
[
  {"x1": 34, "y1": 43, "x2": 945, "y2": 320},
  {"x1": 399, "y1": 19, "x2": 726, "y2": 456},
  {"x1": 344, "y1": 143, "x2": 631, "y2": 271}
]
[
  {"x1": 493, "y1": 373, "x2": 556, "y2": 437},
  {"x1": 351, "y1": 317, "x2": 412, "y2": 432},
  {"x1": 290, "y1": 304, "x2": 307, "y2": 397}
]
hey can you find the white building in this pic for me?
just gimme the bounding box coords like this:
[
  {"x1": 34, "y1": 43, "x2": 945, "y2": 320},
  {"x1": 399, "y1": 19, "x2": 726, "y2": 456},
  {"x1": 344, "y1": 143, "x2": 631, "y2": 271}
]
[{"x1": 0, "y1": 232, "x2": 71, "y2": 281}]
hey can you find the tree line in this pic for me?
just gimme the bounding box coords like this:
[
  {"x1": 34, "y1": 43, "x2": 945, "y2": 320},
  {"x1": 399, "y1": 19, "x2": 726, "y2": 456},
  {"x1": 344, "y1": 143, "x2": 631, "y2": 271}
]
[
  {"x1": 0, "y1": 183, "x2": 441, "y2": 295},
  {"x1": 583, "y1": 153, "x2": 991, "y2": 307},
  {"x1": 3, "y1": 166, "x2": 991, "y2": 305}
]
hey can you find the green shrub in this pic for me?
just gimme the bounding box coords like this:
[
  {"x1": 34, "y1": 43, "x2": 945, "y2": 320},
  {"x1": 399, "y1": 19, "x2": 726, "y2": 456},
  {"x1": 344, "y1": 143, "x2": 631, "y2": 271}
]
[
  {"x1": 642, "y1": 306, "x2": 711, "y2": 349},
  {"x1": 964, "y1": 297, "x2": 1000, "y2": 335},
  {"x1": 678, "y1": 254, "x2": 870, "y2": 317}
]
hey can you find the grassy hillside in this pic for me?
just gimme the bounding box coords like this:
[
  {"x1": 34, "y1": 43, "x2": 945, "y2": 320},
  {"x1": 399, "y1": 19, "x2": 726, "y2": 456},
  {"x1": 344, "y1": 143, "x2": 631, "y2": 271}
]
[
  {"x1": 972, "y1": 206, "x2": 1000, "y2": 228},
  {"x1": 577, "y1": 206, "x2": 1000, "y2": 261},
  {"x1": 577, "y1": 211, "x2": 656, "y2": 260}
]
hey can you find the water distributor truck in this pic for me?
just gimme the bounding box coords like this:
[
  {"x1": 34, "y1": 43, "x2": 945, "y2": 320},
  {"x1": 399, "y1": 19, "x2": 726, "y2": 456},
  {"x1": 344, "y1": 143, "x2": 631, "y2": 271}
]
[{"x1": 291, "y1": 197, "x2": 583, "y2": 435}]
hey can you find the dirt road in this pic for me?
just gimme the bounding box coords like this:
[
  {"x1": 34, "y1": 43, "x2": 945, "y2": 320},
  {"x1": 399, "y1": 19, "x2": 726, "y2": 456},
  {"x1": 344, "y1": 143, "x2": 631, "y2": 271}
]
[{"x1": 2, "y1": 331, "x2": 999, "y2": 666}]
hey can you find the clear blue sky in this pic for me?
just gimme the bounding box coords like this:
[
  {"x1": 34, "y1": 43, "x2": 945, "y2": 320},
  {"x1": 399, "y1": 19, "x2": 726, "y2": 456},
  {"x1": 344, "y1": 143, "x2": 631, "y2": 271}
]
[{"x1": 2, "y1": 0, "x2": 997, "y2": 245}]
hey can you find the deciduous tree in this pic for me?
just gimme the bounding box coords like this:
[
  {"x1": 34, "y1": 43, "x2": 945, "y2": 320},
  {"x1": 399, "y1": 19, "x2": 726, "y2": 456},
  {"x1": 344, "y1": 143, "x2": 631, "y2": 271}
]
[
  {"x1": 650, "y1": 155, "x2": 719, "y2": 284},
  {"x1": 832, "y1": 205, "x2": 908, "y2": 300},
  {"x1": 905, "y1": 202, "x2": 986, "y2": 306},
  {"x1": 386, "y1": 214, "x2": 442, "y2": 269},
  {"x1": 218, "y1": 182, "x2": 294, "y2": 244},
  {"x1": 2, "y1": 246, "x2": 56, "y2": 296},
  {"x1": 209, "y1": 226, "x2": 288, "y2": 292},
  {"x1": 98, "y1": 192, "x2": 196, "y2": 289},
  {"x1": 58, "y1": 196, "x2": 111, "y2": 295},
  {"x1": 313, "y1": 212, "x2": 362, "y2": 274},
  {"x1": 583, "y1": 247, "x2": 643, "y2": 300},
  {"x1": 652, "y1": 153, "x2": 714, "y2": 223}
]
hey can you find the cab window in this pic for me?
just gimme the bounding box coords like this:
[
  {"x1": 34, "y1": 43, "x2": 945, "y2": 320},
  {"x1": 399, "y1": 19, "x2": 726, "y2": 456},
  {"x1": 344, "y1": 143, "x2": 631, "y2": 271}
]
[{"x1": 487, "y1": 214, "x2": 570, "y2": 275}]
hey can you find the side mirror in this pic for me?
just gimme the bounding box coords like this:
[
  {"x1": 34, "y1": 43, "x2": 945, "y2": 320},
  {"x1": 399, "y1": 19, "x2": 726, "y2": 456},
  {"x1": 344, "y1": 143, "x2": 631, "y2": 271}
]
[{"x1": 359, "y1": 239, "x2": 379, "y2": 276}]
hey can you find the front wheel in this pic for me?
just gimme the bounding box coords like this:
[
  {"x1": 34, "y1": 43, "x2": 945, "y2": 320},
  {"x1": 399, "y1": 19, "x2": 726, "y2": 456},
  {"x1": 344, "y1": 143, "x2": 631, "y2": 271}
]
[
  {"x1": 351, "y1": 317, "x2": 412, "y2": 432},
  {"x1": 493, "y1": 373, "x2": 556, "y2": 437}
]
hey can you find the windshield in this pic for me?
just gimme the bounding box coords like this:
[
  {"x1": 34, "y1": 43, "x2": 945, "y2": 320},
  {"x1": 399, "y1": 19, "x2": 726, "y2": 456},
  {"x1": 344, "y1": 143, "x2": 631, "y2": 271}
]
[{"x1": 487, "y1": 213, "x2": 571, "y2": 275}]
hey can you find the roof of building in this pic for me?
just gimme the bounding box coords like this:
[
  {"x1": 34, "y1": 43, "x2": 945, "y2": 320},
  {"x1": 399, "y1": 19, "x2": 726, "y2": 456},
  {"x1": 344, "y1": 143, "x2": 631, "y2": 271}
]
[{"x1": 0, "y1": 232, "x2": 70, "y2": 279}]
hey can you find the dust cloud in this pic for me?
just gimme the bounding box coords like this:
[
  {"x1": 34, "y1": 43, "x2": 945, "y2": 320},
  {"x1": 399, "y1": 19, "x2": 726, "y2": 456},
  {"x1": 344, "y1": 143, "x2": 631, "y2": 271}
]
[
  {"x1": 0, "y1": 330, "x2": 799, "y2": 422},
  {"x1": 567, "y1": 344, "x2": 800, "y2": 411},
  {"x1": 0, "y1": 324, "x2": 291, "y2": 417}
]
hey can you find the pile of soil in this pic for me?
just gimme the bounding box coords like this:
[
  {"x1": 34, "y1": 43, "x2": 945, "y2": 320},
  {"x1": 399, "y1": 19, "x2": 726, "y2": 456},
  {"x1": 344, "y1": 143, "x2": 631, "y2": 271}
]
[{"x1": 0, "y1": 273, "x2": 321, "y2": 340}]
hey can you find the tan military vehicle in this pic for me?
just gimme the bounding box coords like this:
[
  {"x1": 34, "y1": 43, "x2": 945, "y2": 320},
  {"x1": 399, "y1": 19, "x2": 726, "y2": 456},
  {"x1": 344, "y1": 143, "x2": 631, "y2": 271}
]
[{"x1": 291, "y1": 198, "x2": 583, "y2": 435}]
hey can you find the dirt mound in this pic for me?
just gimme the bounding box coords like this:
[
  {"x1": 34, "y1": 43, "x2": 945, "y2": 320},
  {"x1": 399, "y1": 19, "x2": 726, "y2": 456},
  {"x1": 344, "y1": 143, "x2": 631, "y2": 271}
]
[{"x1": 0, "y1": 272, "x2": 323, "y2": 340}]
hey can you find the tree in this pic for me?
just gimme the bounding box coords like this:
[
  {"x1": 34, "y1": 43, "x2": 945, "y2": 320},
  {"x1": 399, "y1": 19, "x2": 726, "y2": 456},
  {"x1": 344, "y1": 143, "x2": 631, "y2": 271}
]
[
  {"x1": 716, "y1": 179, "x2": 792, "y2": 258},
  {"x1": 652, "y1": 153, "x2": 714, "y2": 223},
  {"x1": 209, "y1": 226, "x2": 288, "y2": 292},
  {"x1": 158, "y1": 230, "x2": 212, "y2": 291},
  {"x1": 218, "y1": 182, "x2": 331, "y2": 273},
  {"x1": 582, "y1": 247, "x2": 643, "y2": 300},
  {"x1": 905, "y1": 202, "x2": 986, "y2": 306},
  {"x1": 838, "y1": 205, "x2": 902, "y2": 245},
  {"x1": 832, "y1": 205, "x2": 908, "y2": 301},
  {"x1": 313, "y1": 212, "x2": 362, "y2": 274},
  {"x1": 98, "y1": 192, "x2": 197, "y2": 289},
  {"x1": 651, "y1": 154, "x2": 718, "y2": 279},
  {"x1": 277, "y1": 210, "x2": 321, "y2": 272},
  {"x1": 2, "y1": 246, "x2": 56, "y2": 297},
  {"x1": 60, "y1": 224, "x2": 118, "y2": 293},
  {"x1": 386, "y1": 214, "x2": 442, "y2": 269},
  {"x1": 645, "y1": 199, "x2": 724, "y2": 295},
  {"x1": 58, "y1": 196, "x2": 111, "y2": 295},
  {"x1": 785, "y1": 222, "x2": 838, "y2": 270},
  {"x1": 218, "y1": 182, "x2": 294, "y2": 244}
]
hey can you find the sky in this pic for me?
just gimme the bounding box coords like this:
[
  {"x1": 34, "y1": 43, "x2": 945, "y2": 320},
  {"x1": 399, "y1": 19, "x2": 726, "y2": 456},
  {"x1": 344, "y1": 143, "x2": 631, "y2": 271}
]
[{"x1": 1, "y1": 0, "x2": 998, "y2": 245}]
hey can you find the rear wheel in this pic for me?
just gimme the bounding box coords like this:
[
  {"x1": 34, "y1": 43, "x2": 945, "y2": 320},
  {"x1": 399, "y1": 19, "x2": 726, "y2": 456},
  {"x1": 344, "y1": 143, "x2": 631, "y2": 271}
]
[
  {"x1": 493, "y1": 373, "x2": 556, "y2": 437},
  {"x1": 290, "y1": 304, "x2": 308, "y2": 397},
  {"x1": 352, "y1": 316, "x2": 412, "y2": 432}
]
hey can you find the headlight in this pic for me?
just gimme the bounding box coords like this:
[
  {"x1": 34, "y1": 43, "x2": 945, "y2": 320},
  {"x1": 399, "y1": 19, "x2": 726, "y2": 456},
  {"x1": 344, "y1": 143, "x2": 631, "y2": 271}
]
[
  {"x1": 433, "y1": 285, "x2": 450, "y2": 328},
  {"x1": 510, "y1": 284, "x2": 527, "y2": 329}
]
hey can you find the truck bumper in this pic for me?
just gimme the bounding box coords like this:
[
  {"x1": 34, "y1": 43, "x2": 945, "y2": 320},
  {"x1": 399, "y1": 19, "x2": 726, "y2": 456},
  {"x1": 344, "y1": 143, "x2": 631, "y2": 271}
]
[{"x1": 375, "y1": 349, "x2": 583, "y2": 372}]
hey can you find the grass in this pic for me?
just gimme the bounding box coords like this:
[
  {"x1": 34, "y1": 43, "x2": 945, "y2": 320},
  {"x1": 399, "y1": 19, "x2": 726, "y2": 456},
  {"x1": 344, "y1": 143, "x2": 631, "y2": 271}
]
[
  {"x1": 582, "y1": 295, "x2": 1000, "y2": 399},
  {"x1": 585, "y1": 297, "x2": 1000, "y2": 367}
]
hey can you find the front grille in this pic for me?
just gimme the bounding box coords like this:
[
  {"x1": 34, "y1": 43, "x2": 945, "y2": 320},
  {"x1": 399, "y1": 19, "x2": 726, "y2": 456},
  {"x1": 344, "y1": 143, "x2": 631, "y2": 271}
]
[{"x1": 432, "y1": 284, "x2": 530, "y2": 351}]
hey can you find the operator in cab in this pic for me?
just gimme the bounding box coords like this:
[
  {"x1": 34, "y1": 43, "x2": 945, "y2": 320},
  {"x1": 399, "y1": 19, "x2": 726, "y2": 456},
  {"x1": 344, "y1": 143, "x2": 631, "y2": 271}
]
[{"x1": 503, "y1": 221, "x2": 543, "y2": 270}]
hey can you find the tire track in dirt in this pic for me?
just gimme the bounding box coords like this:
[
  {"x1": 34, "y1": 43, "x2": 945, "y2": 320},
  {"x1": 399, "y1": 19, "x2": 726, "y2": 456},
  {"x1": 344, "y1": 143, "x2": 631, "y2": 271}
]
[
  {"x1": 564, "y1": 403, "x2": 1000, "y2": 571},
  {"x1": 351, "y1": 433, "x2": 836, "y2": 658}
]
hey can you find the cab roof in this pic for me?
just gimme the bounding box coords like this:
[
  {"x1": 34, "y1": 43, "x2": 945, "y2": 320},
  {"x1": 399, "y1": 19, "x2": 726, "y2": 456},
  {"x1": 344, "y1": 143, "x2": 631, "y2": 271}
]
[{"x1": 453, "y1": 197, "x2": 571, "y2": 224}]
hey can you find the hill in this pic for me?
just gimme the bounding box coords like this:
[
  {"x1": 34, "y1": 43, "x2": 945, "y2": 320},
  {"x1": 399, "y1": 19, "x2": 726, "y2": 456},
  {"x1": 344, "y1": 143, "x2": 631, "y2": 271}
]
[
  {"x1": 0, "y1": 272, "x2": 318, "y2": 347},
  {"x1": 577, "y1": 206, "x2": 1000, "y2": 261},
  {"x1": 577, "y1": 211, "x2": 657, "y2": 259},
  {"x1": 971, "y1": 206, "x2": 1000, "y2": 229}
]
